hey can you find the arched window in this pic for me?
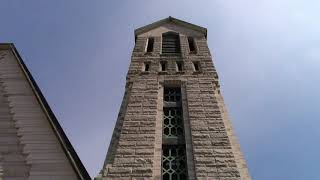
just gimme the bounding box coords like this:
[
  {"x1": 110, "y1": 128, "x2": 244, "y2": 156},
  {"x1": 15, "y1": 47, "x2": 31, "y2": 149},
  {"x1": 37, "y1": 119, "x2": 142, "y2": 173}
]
[{"x1": 162, "y1": 32, "x2": 181, "y2": 55}]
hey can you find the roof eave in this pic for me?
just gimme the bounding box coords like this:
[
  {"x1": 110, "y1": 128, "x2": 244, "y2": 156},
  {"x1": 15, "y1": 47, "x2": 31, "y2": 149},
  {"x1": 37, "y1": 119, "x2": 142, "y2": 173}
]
[
  {"x1": 0, "y1": 43, "x2": 91, "y2": 180},
  {"x1": 134, "y1": 16, "x2": 207, "y2": 39}
]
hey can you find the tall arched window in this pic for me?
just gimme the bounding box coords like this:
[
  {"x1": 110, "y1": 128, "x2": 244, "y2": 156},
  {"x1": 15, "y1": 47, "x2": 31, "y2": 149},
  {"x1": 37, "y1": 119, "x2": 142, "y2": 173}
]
[{"x1": 162, "y1": 32, "x2": 181, "y2": 55}]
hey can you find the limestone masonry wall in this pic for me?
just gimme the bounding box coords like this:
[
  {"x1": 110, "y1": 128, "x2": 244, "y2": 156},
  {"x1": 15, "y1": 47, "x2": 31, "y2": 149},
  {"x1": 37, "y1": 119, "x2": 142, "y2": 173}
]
[{"x1": 100, "y1": 25, "x2": 251, "y2": 180}]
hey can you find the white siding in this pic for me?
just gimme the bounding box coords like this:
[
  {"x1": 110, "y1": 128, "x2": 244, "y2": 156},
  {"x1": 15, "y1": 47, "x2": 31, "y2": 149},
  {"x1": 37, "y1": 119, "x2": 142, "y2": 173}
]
[{"x1": 0, "y1": 49, "x2": 78, "y2": 180}]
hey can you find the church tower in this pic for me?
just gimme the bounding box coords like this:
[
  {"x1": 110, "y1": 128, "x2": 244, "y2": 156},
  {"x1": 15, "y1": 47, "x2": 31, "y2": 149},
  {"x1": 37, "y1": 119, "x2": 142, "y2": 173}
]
[{"x1": 98, "y1": 17, "x2": 251, "y2": 180}]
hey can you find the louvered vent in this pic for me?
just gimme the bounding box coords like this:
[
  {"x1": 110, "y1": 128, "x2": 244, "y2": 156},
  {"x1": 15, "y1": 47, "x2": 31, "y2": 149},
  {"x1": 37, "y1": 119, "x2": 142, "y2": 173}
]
[{"x1": 162, "y1": 33, "x2": 181, "y2": 55}]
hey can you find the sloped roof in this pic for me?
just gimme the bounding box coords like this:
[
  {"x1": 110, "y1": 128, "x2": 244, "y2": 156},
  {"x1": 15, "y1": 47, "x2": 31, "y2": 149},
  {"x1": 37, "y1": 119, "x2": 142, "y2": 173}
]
[
  {"x1": 0, "y1": 43, "x2": 91, "y2": 180},
  {"x1": 134, "y1": 16, "x2": 207, "y2": 38}
]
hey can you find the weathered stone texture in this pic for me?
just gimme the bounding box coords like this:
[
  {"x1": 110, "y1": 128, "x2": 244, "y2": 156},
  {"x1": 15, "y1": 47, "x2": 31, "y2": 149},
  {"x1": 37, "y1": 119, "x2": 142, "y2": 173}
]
[
  {"x1": 102, "y1": 78, "x2": 159, "y2": 179},
  {"x1": 99, "y1": 18, "x2": 250, "y2": 180}
]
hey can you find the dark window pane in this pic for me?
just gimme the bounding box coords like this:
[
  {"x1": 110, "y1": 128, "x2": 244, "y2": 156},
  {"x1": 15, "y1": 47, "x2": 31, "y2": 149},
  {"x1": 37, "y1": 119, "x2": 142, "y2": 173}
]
[
  {"x1": 176, "y1": 61, "x2": 183, "y2": 72},
  {"x1": 188, "y1": 37, "x2": 196, "y2": 53},
  {"x1": 161, "y1": 61, "x2": 167, "y2": 71},
  {"x1": 193, "y1": 62, "x2": 200, "y2": 71},
  {"x1": 146, "y1": 37, "x2": 154, "y2": 52},
  {"x1": 144, "y1": 63, "x2": 150, "y2": 71},
  {"x1": 163, "y1": 108, "x2": 184, "y2": 138},
  {"x1": 162, "y1": 145, "x2": 188, "y2": 180},
  {"x1": 163, "y1": 173, "x2": 170, "y2": 180},
  {"x1": 164, "y1": 87, "x2": 181, "y2": 102}
]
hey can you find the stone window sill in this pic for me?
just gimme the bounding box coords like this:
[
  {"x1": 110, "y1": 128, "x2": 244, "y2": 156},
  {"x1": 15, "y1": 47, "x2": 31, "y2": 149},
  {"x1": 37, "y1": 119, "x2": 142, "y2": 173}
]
[
  {"x1": 140, "y1": 71, "x2": 150, "y2": 75},
  {"x1": 158, "y1": 71, "x2": 168, "y2": 75},
  {"x1": 175, "y1": 71, "x2": 185, "y2": 74},
  {"x1": 192, "y1": 71, "x2": 202, "y2": 75}
]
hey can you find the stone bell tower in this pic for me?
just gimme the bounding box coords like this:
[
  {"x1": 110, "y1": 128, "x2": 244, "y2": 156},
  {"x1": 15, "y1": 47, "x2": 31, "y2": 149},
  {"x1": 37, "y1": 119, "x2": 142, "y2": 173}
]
[{"x1": 98, "y1": 17, "x2": 251, "y2": 180}]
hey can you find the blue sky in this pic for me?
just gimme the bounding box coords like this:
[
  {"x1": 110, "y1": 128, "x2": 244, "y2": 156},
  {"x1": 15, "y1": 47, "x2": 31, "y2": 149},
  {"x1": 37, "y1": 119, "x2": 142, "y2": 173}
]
[{"x1": 1, "y1": 0, "x2": 320, "y2": 179}]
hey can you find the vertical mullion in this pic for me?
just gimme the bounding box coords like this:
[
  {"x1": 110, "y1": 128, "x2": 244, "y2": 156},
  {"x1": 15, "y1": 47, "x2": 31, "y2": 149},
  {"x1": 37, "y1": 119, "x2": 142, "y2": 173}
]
[{"x1": 181, "y1": 83, "x2": 196, "y2": 179}]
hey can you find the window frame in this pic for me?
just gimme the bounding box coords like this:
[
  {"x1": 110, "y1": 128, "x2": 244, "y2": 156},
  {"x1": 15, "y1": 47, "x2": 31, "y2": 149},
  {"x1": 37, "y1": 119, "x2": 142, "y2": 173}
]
[
  {"x1": 162, "y1": 86, "x2": 188, "y2": 180},
  {"x1": 176, "y1": 61, "x2": 183, "y2": 72},
  {"x1": 187, "y1": 36, "x2": 197, "y2": 54},
  {"x1": 160, "y1": 61, "x2": 168, "y2": 72},
  {"x1": 161, "y1": 32, "x2": 181, "y2": 56},
  {"x1": 143, "y1": 62, "x2": 151, "y2": 72},
  {"x1": 146, "y1": 37, "x2": 154, "y2": 53},
  {"x1": 192, "y1": 61, "x2": 201, "y2": 72}
]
